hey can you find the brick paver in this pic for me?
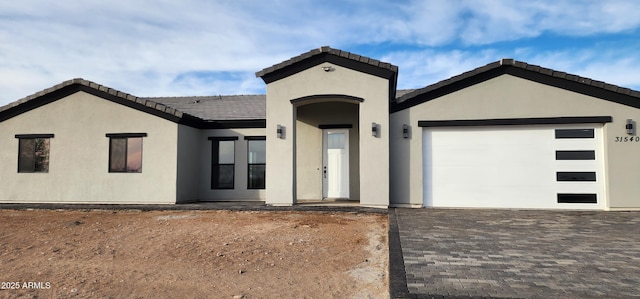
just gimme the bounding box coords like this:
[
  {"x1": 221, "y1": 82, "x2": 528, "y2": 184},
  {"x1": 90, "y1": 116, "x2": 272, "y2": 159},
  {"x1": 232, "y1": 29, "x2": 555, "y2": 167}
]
[{"x1": 394, "y1": 209, "x2": 640, "y2": 298}]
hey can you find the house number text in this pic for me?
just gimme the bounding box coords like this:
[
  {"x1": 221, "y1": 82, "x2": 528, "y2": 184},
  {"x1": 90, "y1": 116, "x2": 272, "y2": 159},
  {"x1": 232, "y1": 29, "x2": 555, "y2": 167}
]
[{"x1": 614, "y1": 136, "x2": 640, "y2": 142}]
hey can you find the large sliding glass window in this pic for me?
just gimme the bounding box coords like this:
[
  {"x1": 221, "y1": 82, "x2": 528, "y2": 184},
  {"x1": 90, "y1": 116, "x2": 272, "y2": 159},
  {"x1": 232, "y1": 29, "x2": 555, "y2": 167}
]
[
  {"x1": 246, "y1": 136, "x2": 266, "y2": 189},
  {"x1": 209, "y1": 137, "x2": 238, "y2": 189}
]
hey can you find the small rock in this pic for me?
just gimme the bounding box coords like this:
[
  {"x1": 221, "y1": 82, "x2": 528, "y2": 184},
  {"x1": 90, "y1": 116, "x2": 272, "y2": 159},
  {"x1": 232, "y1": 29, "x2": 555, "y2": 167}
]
[
  {"x1": 233, "y1": 295, "x2": 244, "y2": 299},
  {"x1": 238, "y1": 270, "x2": 245, "y2": 274}
]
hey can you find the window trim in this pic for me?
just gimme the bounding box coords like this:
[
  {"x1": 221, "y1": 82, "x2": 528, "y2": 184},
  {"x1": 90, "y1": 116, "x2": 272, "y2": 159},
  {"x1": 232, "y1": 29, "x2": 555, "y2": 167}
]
[
  {"x1": 246, "y1": 137, "x2": 266, "y2": 190},
  {"x1": 210, "y1": 137, "x2": 238, "y2": 189},
  {"x1": 15, "y1": 134, "x2": 55, "y2": 139},
  {"x1": 107, "y1": 133, "x2": 146, "y2": 173},
  {"x1": 106, "y1": 133, "x2": 147, "y2": 138},
  {"x1": 208, "y1": 136, "x2": 239, "y2": 141},
  {"x1": 16, "y1": 134, "x2": 53, "y2": 173}
]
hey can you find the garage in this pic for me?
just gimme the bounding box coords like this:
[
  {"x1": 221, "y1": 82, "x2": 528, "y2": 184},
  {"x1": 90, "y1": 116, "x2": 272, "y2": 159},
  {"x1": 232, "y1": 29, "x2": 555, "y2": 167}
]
[{"x1": 422, "y1": 122, "x2": 606, "y2": 209}]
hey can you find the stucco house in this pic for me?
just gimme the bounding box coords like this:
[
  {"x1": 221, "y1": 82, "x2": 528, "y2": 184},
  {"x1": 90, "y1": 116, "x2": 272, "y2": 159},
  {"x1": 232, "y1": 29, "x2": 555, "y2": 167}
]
[{"x1": 1, "y1": 46, "x2": 639, "y2": 210}]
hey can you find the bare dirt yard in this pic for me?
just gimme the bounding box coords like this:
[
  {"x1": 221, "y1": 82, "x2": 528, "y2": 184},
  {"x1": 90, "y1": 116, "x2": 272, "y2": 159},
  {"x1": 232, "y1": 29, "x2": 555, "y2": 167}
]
[{"x1": 0, "y1": 209, "x2": 388, "y2": 299}]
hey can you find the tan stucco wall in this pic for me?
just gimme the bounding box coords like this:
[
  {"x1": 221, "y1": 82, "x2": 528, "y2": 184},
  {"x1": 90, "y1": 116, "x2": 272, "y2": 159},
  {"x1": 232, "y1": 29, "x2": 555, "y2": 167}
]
[
  {"x1": 390, "y1": 74, "x2": 640, "y2": 209},
  {"x1": 295, "y1": 102, "x2": 360, "y2": 201},
  {"x1": 0, "y1": 91, "x2": 179, "y2": 204},
  {"x1": 265, "y1": 63, "x2": 390, "y2": 207},
  {"x1": 197, "y1": 128, "x2": 267, "y2": 201}
]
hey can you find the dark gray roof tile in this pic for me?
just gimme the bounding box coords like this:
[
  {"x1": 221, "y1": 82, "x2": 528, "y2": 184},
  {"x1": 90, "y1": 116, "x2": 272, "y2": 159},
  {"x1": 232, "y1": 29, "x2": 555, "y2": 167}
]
[
  {"x1": 395, "y1": 58, "x2": 640, "y2": 110},
  {"x1": 256, "y1": 46, "x2": 398, "y2": 78},
  {"x1": 147, "y1": 94, "x2": 266, "y2": 121},
  {"x1": 0, "y1": 78, "x2": 185, "y2": 120},
  {"x1": 618, "y1": 87, "x2": 632, "y2": 95},
  {"x1": 395, "y1": 89, "x2": 416, "y2": 98},
  {"x1": 604, "y1": 84, "x2": 618, "y2": 91},
  {"x1": 578, "y1": 77, "x2": 592, "y2": 84},
  {"x1": 539, "y1": 67, "x2": 554, "y2": 76},
  {"x1": 552, "y1": 71, "x2": 567, "y2": 78}
]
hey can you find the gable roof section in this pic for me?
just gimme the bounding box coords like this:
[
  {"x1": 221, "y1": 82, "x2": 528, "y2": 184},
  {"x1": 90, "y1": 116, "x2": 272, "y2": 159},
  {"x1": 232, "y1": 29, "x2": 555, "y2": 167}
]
[
  {"x1": 256, "y1": 46, "x2": 399, "y2": 101},
  {"x1": 0, "y1": 79, "x2": 266, "y2": 128},
  {"x1": 392, "y1": 58, "x2": 640, "y2": 113},
  {"x1": 0, "y1": 78, "x2": 202, "y2": 126}
]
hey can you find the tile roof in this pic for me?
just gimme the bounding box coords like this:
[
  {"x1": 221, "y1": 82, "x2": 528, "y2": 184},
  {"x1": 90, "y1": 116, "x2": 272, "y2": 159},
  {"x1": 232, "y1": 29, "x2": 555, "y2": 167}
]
[
  {"x1": 3, "y1": 57, "x2": 639, "y2": 125},
  {"x1": 256, "y1": 46, "x2": 398, "y2": 78},
  {"x1": 395, "y1": 89, "x2": 416, "y2": 98},
  {"x1": 0, "y1": 78, "x2": 185, "y2": 119},
  {"x1": 147, "y1": 95, "x2": 266, "y2": 120},
  {"x1": 396, "y1": 58, "x2": 640, "y2": 104}
]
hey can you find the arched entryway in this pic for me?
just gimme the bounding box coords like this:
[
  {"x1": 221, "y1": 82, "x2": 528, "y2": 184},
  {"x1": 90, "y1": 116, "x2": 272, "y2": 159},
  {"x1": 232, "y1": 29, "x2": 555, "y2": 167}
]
[{"x1": 292, "y1": 96, "x2": 361, "y2": 203}]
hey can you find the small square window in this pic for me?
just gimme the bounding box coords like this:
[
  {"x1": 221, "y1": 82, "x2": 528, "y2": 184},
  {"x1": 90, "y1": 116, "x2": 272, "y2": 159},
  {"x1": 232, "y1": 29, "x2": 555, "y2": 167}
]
[
  {"x1": 16, "y1": 135, "x2": 52, "y2": 173},
  {"x1": 107, "y1": 133, "x2": 146, "y2": 173}
]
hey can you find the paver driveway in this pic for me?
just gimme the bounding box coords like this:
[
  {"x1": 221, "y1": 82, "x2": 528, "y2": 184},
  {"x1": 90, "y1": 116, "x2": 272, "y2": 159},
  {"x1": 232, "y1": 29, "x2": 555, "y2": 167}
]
[{"x1": 392, "y1": 208, "x2": 640, "y2": 298}]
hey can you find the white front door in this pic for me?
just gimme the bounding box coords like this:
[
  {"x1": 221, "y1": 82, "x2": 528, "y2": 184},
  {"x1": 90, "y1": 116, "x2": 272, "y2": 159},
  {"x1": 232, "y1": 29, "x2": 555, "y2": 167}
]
[{"x1": 323, "y1": 129, "x2": 349, "y2": 198}]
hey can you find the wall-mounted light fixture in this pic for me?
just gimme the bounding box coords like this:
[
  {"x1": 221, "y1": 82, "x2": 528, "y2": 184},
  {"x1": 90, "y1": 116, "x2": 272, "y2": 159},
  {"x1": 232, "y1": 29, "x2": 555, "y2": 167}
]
[
  {"x1": 402, "y1": 124, "x2": 409, "y2": 139},
  {"x1": 277, "y1": 125, "x2": 284, "y2": 139},
  {"x1": 321, "y1": 65, "x2": 334, "y2": 72},
  {"x1": 372, "y1": 122, "x2": 379, "y2": 137},
  {"x1": 626, "y1": 119, "x2": 635, "y2": 135}
]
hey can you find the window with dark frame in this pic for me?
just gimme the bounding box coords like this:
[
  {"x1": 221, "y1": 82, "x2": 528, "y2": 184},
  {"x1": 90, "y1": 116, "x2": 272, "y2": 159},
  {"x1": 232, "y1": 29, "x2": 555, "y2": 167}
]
[
  {"x1": 106, "y1": 133, "x2": 146, "y2": 173},
  {"x1": 16, "y1": 134, "x2": 53, "y2": 173},
  {"x1": 246, "y1": 136, "x2": 266, "y2": 189},
  {"x1": 210, "y1": 137, "x2": 237, "y2": 189}
]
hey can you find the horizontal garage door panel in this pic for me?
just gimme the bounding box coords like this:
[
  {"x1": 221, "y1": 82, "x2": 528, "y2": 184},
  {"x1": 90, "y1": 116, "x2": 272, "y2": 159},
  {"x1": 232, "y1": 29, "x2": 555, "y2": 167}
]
[{"x1": 423, "y1": 125, "x2": 605, "y2": 209}]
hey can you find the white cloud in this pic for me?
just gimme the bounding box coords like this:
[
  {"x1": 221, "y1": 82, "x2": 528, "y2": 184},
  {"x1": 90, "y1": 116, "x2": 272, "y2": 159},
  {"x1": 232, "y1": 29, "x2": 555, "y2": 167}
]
[
  {"x1": 0, "y1": 0, "x2": 639, "y2": 106},
  {"x1": 368, "y1": 0, "x2": 640, "y2": 46},
  {"x1": 385, "y1": 43, "x2": 640, "y2": 93},
  {"x1": 382, "y1": 49, "x2": 502, "y2": 90},
  {"x1": 524, "y1": 47, "x2": 640, "y2": 90}
]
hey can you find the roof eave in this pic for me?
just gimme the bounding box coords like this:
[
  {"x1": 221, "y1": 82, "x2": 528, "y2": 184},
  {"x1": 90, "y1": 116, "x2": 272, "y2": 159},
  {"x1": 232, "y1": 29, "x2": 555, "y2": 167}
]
[
  {"x1": 0, "y1": 79, "x2": 188, "y2": 124},
  {"x1": 391, "y1": 59, "x2": 640, "y2": 113},
  {"x1": 256, "y1": 46, "x2": 399, "y2": 101}
]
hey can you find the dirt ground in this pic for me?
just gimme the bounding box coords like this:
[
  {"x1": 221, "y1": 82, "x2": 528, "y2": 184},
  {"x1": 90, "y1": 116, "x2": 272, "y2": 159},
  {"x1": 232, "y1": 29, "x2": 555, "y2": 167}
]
[{"x1": 0, "y1": 209, "x2": 388, "y2": 299}]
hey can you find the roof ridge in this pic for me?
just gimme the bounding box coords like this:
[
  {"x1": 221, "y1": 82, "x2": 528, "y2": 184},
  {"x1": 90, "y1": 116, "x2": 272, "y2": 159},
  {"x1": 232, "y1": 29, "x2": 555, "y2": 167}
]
[
  {"x1": 0, "y1": 78, "x2": 185, "y2": 119},
  {"x1": 397, "y1": 58, "x2": 640, "y2": 103},
  {"x1": 143, "y1": 94, "x2": 266, "y2": 99},
  {"x1": 255, "y1": 46, "x2": 398, "y2": 78}
]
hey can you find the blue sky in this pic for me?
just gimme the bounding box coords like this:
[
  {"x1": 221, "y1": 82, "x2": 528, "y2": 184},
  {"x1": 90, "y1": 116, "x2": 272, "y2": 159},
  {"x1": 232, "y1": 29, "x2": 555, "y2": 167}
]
[{"x1": 1, "y1": 0, "x2": 640, "y2": 106}]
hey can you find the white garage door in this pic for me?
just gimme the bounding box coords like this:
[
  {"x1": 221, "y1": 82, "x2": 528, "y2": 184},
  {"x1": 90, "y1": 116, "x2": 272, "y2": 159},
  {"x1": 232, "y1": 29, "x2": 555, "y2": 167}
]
[{"x1": 423, "y1": 124, "x2": 605, "y2": 209}]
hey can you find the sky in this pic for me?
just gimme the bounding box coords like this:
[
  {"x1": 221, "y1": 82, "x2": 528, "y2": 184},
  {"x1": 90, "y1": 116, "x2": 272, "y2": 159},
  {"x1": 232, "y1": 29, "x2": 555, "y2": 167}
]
[{"x1": 1, "y1": 0, "x2": 640, "y2": 106}]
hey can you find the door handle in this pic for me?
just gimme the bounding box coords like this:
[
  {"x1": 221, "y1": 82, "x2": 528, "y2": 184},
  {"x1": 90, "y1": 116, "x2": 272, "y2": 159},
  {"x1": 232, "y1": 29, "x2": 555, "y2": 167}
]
[{"x1": 323, "y1": 166, "x2": 327, "y2": 178}]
